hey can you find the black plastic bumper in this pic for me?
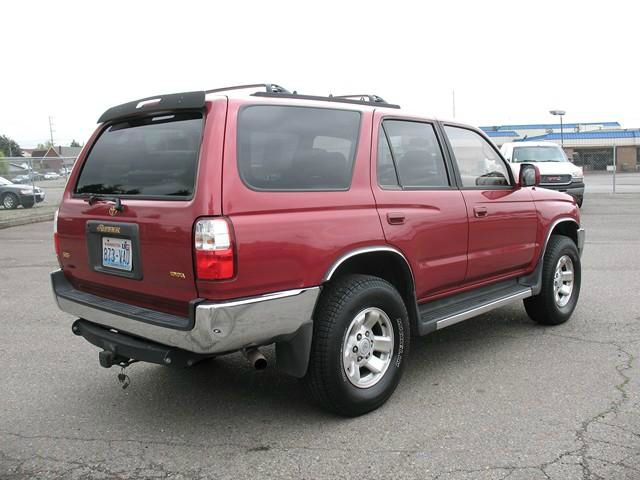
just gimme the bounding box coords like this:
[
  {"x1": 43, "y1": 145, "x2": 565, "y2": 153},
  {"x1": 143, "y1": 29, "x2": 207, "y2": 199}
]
[{"x1": 71, "y1": 319, "x2": 211, "y2": 368}]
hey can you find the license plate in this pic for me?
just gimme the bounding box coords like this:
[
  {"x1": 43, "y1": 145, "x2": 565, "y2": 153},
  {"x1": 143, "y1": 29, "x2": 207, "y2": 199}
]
[{"x1": 102, "y1": 237, "x2": 133, "y2": 271}]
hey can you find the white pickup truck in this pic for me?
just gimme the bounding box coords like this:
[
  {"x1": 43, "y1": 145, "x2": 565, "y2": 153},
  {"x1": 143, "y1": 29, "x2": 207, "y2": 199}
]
[{"x1": 501, "y1": 141, "x2": 585, "y2": 207}]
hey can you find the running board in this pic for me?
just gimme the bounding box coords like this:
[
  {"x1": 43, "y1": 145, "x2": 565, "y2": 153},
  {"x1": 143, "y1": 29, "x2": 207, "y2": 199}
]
[{"x1": 417, "y1": 280, "x2": 533, "y2": 335}]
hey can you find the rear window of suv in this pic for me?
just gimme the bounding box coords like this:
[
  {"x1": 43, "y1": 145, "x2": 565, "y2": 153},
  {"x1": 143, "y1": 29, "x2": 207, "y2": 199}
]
[
  {"x1": 237, "y1": 106, "x2": 361, "y2": 191},
  {"x1": 75, "y1": 112, "x2": 203, "y2": 198}
]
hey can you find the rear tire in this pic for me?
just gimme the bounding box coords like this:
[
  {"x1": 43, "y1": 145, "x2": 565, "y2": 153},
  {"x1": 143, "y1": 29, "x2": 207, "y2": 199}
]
[
  {"x1": 524, "y1": 235, "x2": 581, "y2": 325},
  {"x1": 2, "y1": 193, "x2": 19, "y2": 210},
  {"x1": 304, "y1": 274, "x2": 410, "y2": 416}
]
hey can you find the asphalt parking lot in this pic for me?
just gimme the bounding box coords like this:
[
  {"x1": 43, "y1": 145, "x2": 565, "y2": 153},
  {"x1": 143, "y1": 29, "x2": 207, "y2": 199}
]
[{"x1": 1, "y1": 192, "x2": 639, "y2": 480}]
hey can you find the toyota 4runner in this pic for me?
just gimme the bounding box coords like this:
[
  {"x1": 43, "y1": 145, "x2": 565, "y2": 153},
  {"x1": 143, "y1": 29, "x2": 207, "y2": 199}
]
[{"x1": 52, "y1": 83, "x2": 585, "y2": 416}]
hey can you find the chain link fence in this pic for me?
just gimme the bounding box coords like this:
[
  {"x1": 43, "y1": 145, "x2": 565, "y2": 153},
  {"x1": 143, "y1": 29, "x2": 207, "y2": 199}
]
[
  {"x1": 0, "y1": 156, "x2": 76, "y2": 212},
  {"x1": 565, "y1": 143, "x2": 640, "y2": 194}
]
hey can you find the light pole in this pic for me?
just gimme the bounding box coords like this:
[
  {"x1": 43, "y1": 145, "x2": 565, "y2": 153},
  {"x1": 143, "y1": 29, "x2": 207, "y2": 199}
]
[{"x1": 549, "y1": 109, "x2": 566, "y2": 147}]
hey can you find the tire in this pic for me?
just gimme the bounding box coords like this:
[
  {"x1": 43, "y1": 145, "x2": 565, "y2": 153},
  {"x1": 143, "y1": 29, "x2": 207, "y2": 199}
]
[
  {"x1": 576, "y1": 196, "x2": 583, "y2": 208},
  {"x1": 22, "y1": 200, "x2": 35, "y2": 209},
  {"x1": 1, "y1": 193, "x2": 19, "y2": 210},
  {"x1": 524, "y1": 235, "x2": 581, "y2": 325},
  {"x1": 304, "y1": 274, "x2": 410, "y2": 416}
]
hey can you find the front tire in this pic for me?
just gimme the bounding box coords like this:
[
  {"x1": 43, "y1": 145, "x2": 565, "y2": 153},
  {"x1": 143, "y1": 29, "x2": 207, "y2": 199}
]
[
  {"x1": 2, "y1": 193, "x2": 19, "y2": 210},
  {"x1": 304, "y1": 274, "x2": 410, "y2": 416},
  {"x1": 524, "y1": 235, "x2": 581, "y2": 325}
]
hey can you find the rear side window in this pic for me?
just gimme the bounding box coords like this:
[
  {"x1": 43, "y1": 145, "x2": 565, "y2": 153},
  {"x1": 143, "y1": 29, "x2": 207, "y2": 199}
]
[
  {"x1": 237, "y1": 106, "x2": 361, "y2": 191},
  {"x1": 75, "y1": 112, "x2": 203, "y2": 197},
  {"x1": 377, "y1": 120, "x2": 449, "y2": 189}
]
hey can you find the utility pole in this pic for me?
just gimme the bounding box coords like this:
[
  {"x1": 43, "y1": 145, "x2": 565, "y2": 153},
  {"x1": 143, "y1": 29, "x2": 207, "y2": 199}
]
[
  {"x1": 48, "y1": 116, "x2": 55, "y2": 147},
  {"x1": 549, "y1": 110, "x2": 566, "y2": 147}
]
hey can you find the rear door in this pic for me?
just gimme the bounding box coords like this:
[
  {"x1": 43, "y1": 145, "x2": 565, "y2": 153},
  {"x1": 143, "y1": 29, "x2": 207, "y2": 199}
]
[
  {"x1": 441, "y1": 124, "x2": 538, "y2": 283},
  {"x1": 371, "y1": 114, "x2": 468, "y2": 301},
  {"x1": 56, "y1": 97, "x2": 227, "y2": 318}
]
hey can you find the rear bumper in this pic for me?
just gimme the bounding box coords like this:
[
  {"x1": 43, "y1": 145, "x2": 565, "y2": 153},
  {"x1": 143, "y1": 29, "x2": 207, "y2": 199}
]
[{"x1": 51, "y1": 269, "x2": 320, "y2": 355}]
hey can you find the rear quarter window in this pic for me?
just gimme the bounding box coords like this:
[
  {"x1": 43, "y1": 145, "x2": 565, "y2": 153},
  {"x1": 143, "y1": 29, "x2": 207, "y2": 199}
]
[
  {"x1": 237, "y1": 106, "x2": 361, "y2": 191},
  {"x1": 75, "y1": 112, "x2": 203, "y2": 198}
]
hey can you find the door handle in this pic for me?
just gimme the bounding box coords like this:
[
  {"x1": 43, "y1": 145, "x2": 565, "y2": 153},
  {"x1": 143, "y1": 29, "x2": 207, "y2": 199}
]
[
  {"x1": 474, "y1": 207, "x2": 488, "y2": 218},
  {"x1": 387, "y1": 212, "x2": 406, "y2": 225}
]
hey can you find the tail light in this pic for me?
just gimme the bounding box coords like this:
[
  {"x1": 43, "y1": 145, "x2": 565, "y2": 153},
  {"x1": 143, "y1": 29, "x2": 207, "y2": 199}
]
[
  {"x1": 194, "y1": 218, "x2": 235, "y2": 280},
  {"x1": 53, "y1": 209, "x2": 61, "y2": 264}
]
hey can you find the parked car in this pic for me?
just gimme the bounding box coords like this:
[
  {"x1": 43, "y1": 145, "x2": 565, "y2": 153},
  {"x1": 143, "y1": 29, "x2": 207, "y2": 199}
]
[
  {"x1": 11, "y1": 174, "x2": 31, "y2": 184},
  {"x1": 501, "y1": 141, "x2": 585, "y2": 207},
  {"x1": 0, "y1": 176, "x2": 45, "y2": 209},
  {"x1": 51, "y1": 84, "x2": 584, "y2": 416},
  {"x1": 44, "y1": 172, "x2": 60, "y2": 180}
]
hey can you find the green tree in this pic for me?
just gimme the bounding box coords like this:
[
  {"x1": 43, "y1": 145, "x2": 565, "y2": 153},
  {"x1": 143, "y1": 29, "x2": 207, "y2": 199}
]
[
  {"x1": 70, "y1": 139, "x2": 81, "y2": 147},
  {"x1": 0, "y1": 135, "x2": 23, "y2": 157},
  {"x1": 0, "y1": 151, "x2": 7, "y2": 176}
]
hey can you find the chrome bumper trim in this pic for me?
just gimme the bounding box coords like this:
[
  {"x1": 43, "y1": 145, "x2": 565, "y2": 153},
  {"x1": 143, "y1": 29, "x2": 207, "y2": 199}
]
[{"x1": 51, "y1": 270, "x2": 320, "y2": 355}]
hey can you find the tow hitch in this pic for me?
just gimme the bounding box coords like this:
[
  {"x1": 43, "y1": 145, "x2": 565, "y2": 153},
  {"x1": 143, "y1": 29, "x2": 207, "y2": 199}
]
[
  {"x1": 97, "y1": 351, "x2": 138, "y2": 389},
  {"x1": 71, "y1": 319, "x2": 212, "y2": 374}
]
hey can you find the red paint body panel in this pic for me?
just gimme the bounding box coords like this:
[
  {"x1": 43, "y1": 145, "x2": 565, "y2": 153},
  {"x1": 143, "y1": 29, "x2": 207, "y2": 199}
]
[
  {"x1": 198, "y1": 100, "x2": 384, "y2": 300},
  {"x1": 460, "y1": 188, "x2": 538, "y2": 282},
  {"x1": 369, "y1": 112, "x2": 468, "y2": 300}
]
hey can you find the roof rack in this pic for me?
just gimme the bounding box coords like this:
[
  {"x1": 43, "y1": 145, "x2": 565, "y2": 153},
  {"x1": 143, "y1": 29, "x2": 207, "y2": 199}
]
[
  {"x1": 252, "y1": 91, "x2": 400, "y2": 109},
  {"x1": 333, "y1": 94, "x2": 390, "y2": 104},
  {"x1": 205, "y1": 83, "x2": 291, "y2": 95}
]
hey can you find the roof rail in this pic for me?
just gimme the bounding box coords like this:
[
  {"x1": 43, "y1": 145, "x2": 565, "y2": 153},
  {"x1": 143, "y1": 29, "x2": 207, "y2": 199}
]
[
  {"x1": 205, "y1": 83, "x2": 291, "y2": 95},
  {"x1": 333, "y1": 94, "x2": 389, "y2": 104},
  {"x1": 252, "y1": 91, "x2": 400, "y2": 109}
]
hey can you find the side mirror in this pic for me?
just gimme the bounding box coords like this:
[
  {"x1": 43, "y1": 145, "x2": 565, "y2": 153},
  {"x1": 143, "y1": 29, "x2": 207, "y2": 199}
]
[{"x1": 519, "y1": 163, "x2": 540, "y2": 187}]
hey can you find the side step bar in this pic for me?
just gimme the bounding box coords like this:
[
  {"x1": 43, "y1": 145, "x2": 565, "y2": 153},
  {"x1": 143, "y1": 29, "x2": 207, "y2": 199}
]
[{"x1": 417, "y1": 280, "x2": 533, "y2": 335}]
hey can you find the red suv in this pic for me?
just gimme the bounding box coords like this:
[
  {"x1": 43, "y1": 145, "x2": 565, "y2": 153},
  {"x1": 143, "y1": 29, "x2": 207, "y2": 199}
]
[{"x1": 52, "y1": 83, "x2": 585, "y2": 416}]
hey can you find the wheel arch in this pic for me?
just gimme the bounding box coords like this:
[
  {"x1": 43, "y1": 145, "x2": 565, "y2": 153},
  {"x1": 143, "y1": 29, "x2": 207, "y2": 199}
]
[
  {"x1": 323, "y1": 246, "x2": 419, "y2": 336},
  {"x1": 547, "y1": 218, "x2": 580, "y2": 247},
  {"x1": 522, "y1": 217, "x2": 581, "y2": 295}
]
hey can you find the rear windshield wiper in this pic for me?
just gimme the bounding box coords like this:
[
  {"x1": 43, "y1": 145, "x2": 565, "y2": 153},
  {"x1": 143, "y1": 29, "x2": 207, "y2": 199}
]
[{"x1": 86, "y1": 195, "x2": 124, "y2": 212}]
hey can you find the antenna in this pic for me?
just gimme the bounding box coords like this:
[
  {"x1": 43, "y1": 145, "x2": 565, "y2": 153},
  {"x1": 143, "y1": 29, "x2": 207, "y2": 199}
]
[{"x1": 452, "y1": 89, "x2": 456, "y2": 118}]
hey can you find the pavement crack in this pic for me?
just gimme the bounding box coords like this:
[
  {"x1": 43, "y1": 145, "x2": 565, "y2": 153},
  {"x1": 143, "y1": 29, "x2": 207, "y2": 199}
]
[{"x1": 572, "y1": 342, "x2": 635, "y2": 479}]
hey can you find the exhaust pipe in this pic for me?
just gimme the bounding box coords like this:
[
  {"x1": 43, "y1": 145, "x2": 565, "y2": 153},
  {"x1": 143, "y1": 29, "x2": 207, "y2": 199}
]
[{"x1": 243, "y1": 347, "x2": 267, "y2": 370}]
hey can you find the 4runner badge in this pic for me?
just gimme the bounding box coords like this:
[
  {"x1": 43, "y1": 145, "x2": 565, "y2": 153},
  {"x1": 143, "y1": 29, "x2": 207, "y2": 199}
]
[{"x1": 96, "y1": 224, "x2": 121, "y2": 234}]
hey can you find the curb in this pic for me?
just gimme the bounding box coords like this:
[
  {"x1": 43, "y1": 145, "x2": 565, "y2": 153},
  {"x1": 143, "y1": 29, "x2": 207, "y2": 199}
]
[{"x1": 0, "y1": 212, "x2": 55, "y2": 229}]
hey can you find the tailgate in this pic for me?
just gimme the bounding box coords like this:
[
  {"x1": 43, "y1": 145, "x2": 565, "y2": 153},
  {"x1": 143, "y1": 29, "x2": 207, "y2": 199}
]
[{"x1": 56, "y1": 96, "x2": 226, "y2": 318}]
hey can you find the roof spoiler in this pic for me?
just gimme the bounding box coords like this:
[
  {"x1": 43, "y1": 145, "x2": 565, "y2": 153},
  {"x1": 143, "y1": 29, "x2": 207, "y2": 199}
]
[{"x1": 97, "y1": 91, "x2": 206, "y2": 124}]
